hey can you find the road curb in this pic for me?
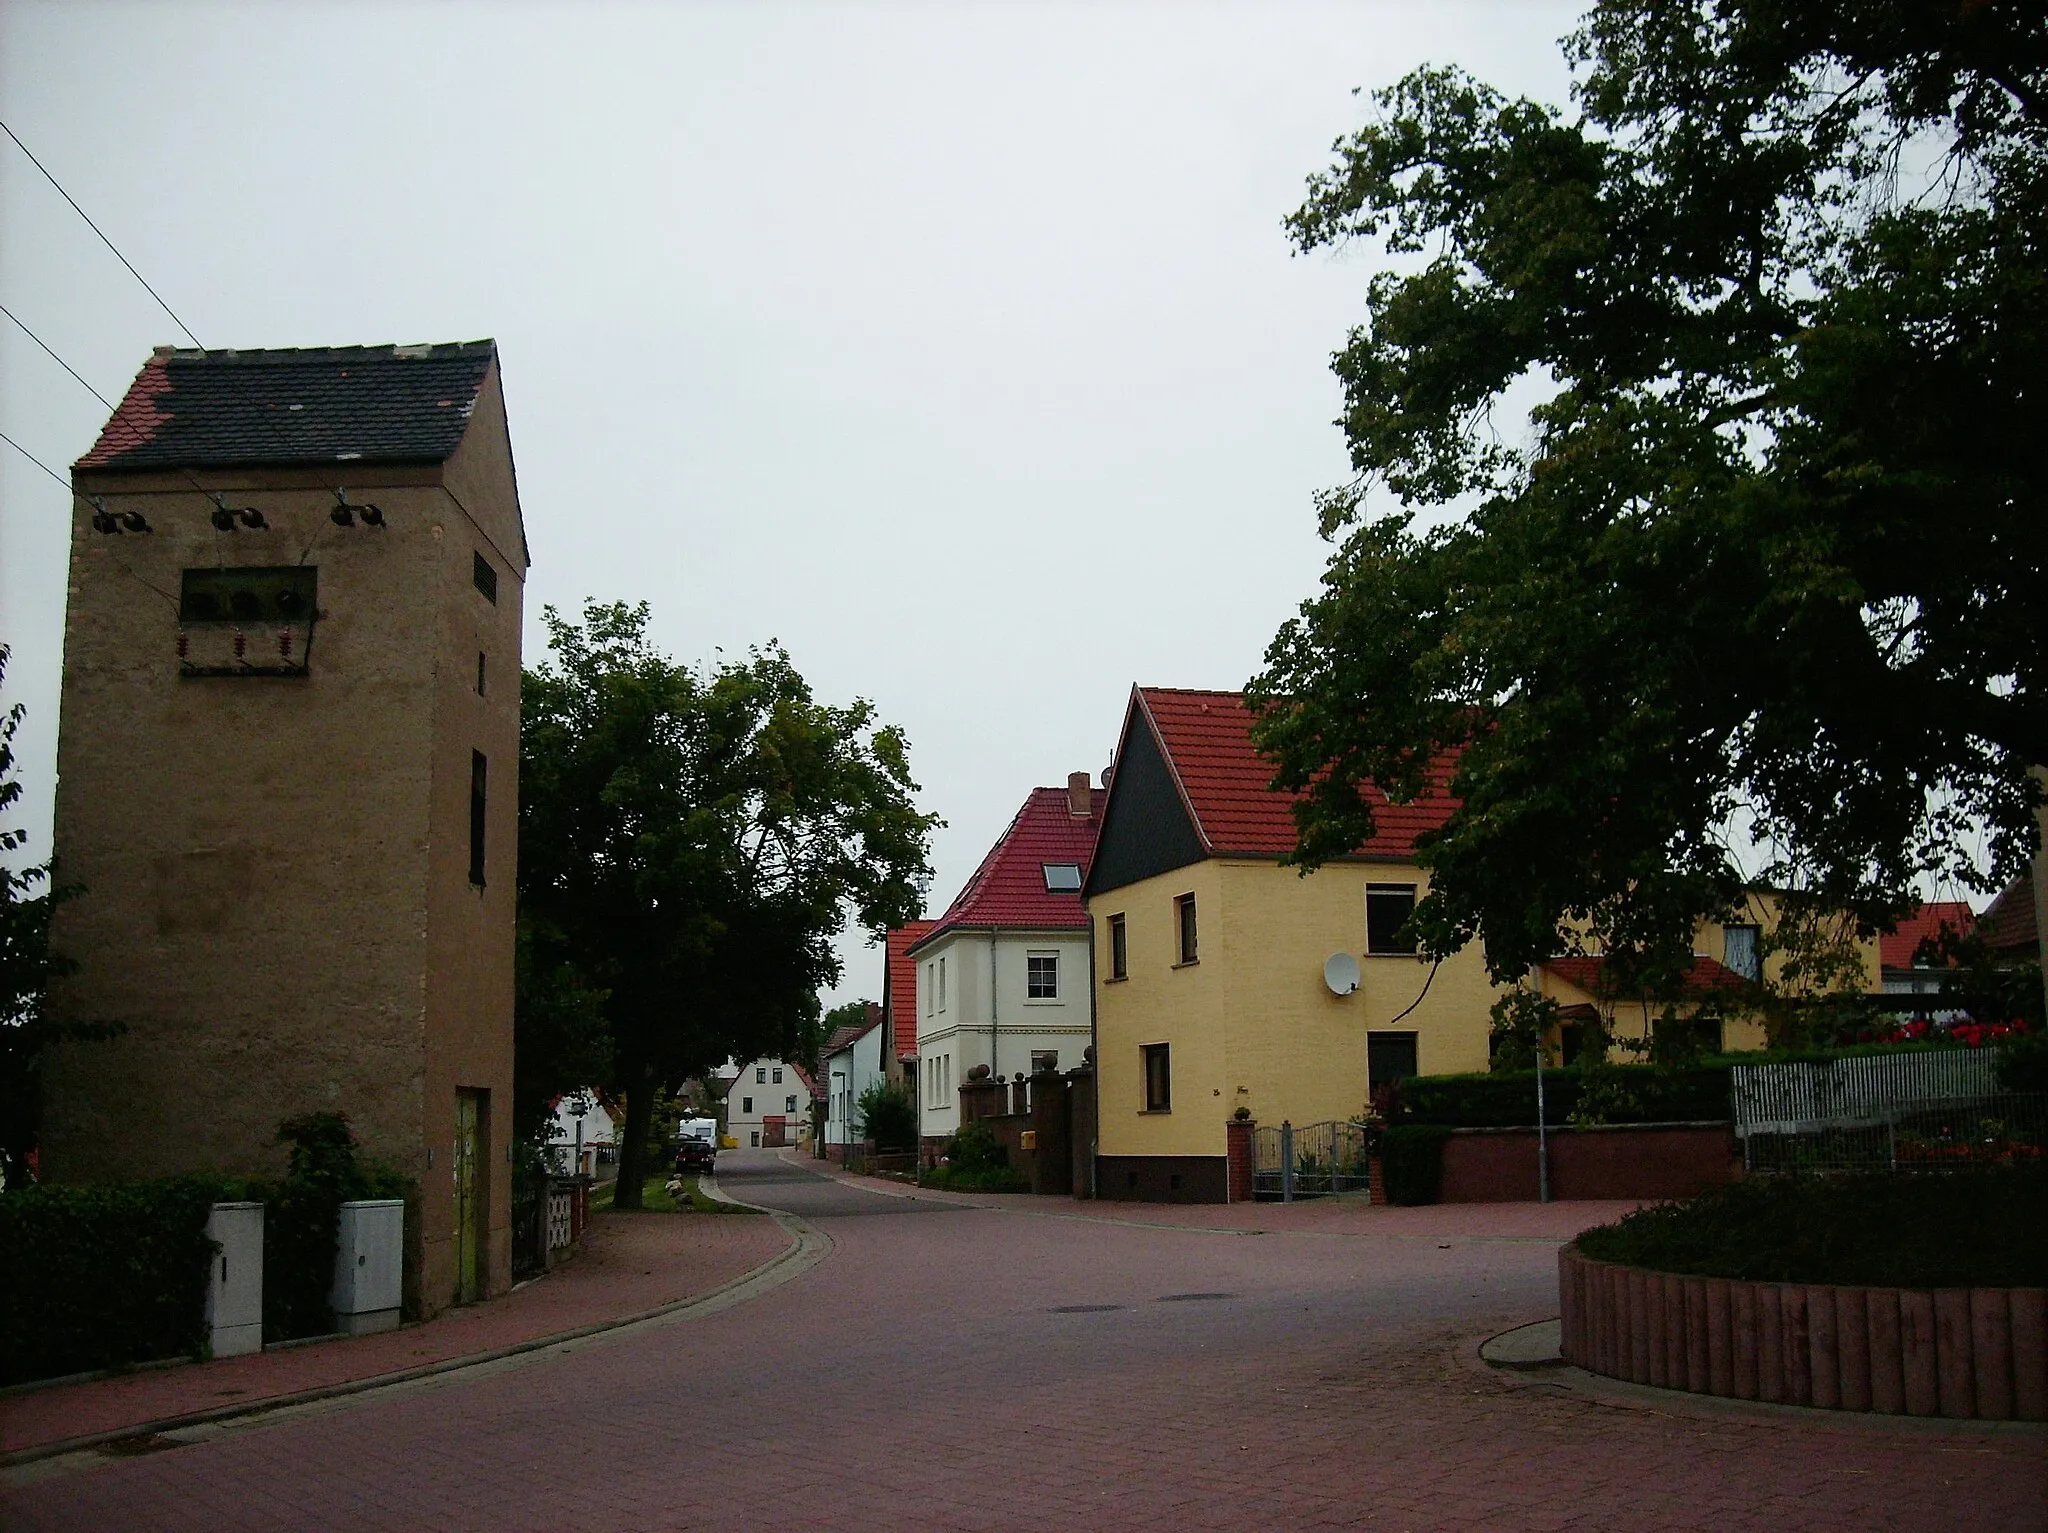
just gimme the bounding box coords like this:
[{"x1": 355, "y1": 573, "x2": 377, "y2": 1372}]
[{"x1": 2, "y1": 1211, "x2": 830, "y2": 1473}]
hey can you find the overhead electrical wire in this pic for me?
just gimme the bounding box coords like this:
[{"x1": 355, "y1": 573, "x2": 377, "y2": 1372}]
[
  {"x1": 0, "y1": 426, "x2": 73, "y2": 491},
  {"x1": 1, "y1": 302, "x2": 118, "y2": 411},
  {"x1": 0, "y1": 117, "x2": 203, "y2": 349}
]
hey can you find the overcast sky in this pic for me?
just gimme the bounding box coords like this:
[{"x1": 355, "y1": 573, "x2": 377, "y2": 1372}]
[{"x1": 0, "y1": 1, "x2": 1584, "y2": 1005}]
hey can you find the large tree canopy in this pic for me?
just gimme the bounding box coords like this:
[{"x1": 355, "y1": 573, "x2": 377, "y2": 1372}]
[
  {"x1": 1250, "y1": 0, "x2": 2045, "y2": 991},
  {"x1": 519, "y1": 602, "x2": 937, "y2": 1203}
]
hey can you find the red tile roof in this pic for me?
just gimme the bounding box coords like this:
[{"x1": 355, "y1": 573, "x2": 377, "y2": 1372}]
[
  {"x1": 1978, "y1": 875, "x2": 2038, "y2": 959},
  {"x1": 885, "y1": 921, "x2": 935, "y2": 1062},
  {"x1": 1136, "y1": 688, "x2": 1456, "y2": 859},
  {"x1": 1543, "y1": 954, "x2": 1748, "y2": 998},
  {"x1": 912, "y1": 785, "x2": 1105, "y2": 952},
  {"x1": 1880, "y1": 901, "x2": 1975, "y2": 971}
]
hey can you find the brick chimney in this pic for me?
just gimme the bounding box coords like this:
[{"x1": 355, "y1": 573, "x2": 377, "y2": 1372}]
[{"x1": 1068, "y1": 771, "x2": 1092, "y2": 818}]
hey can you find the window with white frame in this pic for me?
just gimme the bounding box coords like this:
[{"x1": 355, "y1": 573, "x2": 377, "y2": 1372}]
[
  {"x1": 938, "y1": 955, "x2": 947, "y2": 1012},
  {"x1": 785, "y1": 1095, "x2": 796, "y2": 1113},
  {"x1": 1026, "y1": 951, "x2": 1059, "y2": 1000},
  {"x1": 772, "y1": 1067, "x2": 783, "y2": 1084},
  {"x1": 755, "y1": 1066, "x2": 767, "y2": 1084}
]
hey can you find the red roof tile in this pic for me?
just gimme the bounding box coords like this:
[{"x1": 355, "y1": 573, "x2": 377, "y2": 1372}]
[
  {"x1": 1978, "y1": 875, "x2": 2038, "y2": 958},
  {"x1": 885, "y1": 921, "x2": 935, "y2": 1061},
  {"x1": 1880, "y1": 902, "x2": 1975, "y2": 971},
  {"x1": 912, "y1": 785, "x2": 1105, "y2": 952},
  {"x1": 1137, "y1": 688, "x2": 1456, "y2": 859},
  {"x1": 1543, "y1": 954, "x2": 1747, "y2": 998}
]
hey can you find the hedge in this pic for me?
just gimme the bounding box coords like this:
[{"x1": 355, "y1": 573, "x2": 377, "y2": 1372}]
[
  {"x1": 0, "y1": 1176, "x2": 226, "y2": 1385},
  {"x1": 1380, "y1": 1125, "x2": 1453, "y2": 1206},
  {"x1": 1575, "y1": 1166, "x2": 2048, "y2": 1288},
  {"x1": 1397, "y1": 1064, "x2": 1732, "y2": 1127}
]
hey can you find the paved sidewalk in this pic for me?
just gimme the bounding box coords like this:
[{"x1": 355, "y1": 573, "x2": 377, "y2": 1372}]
[
  {"x1": 793, "y1": 1151, "x2": 1643, "y2": 1240},
  {"x1": 0, "y1": 1209, "x2": 791, "y2": 1460}
]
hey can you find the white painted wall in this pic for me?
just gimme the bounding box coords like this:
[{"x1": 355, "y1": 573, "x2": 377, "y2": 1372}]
[
  {"x1": 545, "y1": 1093, "x2": 615, "y2": 1176},
  {"x1": 726, "y1": 1058, "x2": 812, "y2": 1148},
  {"x1": 914, "y1": 929, "x2": 1092, "y2": 1138},
  {"x1": 823, "y1": 1022, "x2": 890, "y2": 1148}
]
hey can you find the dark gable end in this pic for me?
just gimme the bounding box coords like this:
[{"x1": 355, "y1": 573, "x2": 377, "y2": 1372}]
[{"x1": 1084, "y1": 697, "x2": 1207, "y2": 898}]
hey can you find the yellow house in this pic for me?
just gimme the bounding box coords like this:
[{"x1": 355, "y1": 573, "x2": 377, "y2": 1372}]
[
  {"x1": 1084, "y1": 688, "x2": 1887, "y2": 1203},
  {"x1": 1085, "y1": 687, "x2": 1498, "y2": 1201},
  {"x1": 1536, "y1": 895, "x2": 1882, "y2": 1060}
]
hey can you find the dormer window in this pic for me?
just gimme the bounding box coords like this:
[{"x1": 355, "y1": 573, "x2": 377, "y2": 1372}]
[{"x1": 1042, "y1": 863, "x2": 1082, "y2": 893}]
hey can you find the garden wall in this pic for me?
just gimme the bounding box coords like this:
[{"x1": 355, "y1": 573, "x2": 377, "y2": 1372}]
[
  {"x1": 1558, "y1": 1246, "x2": 2047, "y2": 1421},
  {"x1": 1440, "y1": 1123, "x2": 1739, "y2": 1203}
]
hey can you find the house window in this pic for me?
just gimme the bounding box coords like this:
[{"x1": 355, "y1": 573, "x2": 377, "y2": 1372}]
[
  {"x1": 1175, "y1": 894, "x2": 1198, "y2": 965},
  {"x1": 1108, "y1": 914, "x2": 1127, "y2": 980},
  {"x1": 1366, "y1": 883, "x2": 1418, "y2": 955},
  {"x1": 742, "y1": 1096, "x2": 753, "y2": 1114},
  {"x1": 750, "y1": 1130, "x2": 760, "y2": 1147},
  {"x1": 756, "y1": 1067, "x2": 767, "y2": 1084},
  {"x1": 473, "y1": 551, "x2": 498, "y2": 603},
  {"x1": 468, "y1": 751, "x2": 488, "y2": 886},
  {"x1": 477, "y1": 651, "x2": 487, "y2": 696},
  {"x1": 938, "y1": 956, "x2": 947, "y2": 1012},
  {"x1": 772, "y1": 1067, "x2": 784, "y2": 1084},
  {"x1": 1142, "y1": 1043, "x2": 1171, "y2": 1113},
  {"x1": 785, "y1": 1095, "x2": 797, "y2": 1113},
  {"x1": 1366, "y1": 1032, "x2": 1419, "y2": 1093},
  {"x1": 1027, "y1": 952, "x2": 1059, "y2": 1000},
  {"x1": 1042, "y1": 863, "x2": 1082, "y2": 892},
  {"x1": 1723, "y1": 925, "x2": 1761, "y2": 982}
]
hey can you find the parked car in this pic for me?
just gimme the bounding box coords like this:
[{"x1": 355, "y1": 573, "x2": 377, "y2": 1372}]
[{"x1": 675, "y1": 1134, "x2": 716, "y2": 1175}]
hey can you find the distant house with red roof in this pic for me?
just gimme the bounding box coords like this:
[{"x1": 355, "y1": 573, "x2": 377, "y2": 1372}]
[
  {"x1": 880, "y1": 920, "x2": 935, "y2": 1094},
  {"x1": 727, "y1": 1057, "x2": 820, "y2": 1150},
  {"x1": 820, "y1": 1003, "x2": 891, "y2": 1158},
  {"x1": 908, "y1": 775, "x2": 1104, "y2": 1142}
]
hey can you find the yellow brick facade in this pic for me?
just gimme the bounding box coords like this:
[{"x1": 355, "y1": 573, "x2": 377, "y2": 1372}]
[{"x1": 1091, "y1": 859, "x2": 1503, "y2": 1163}]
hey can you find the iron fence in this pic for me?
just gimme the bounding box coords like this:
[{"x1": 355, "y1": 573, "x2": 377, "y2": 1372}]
[
  {"x1": 511, "y1": 1176, "x2": 546, "y2": 1278},
  {"x1": 1731, "y1": 1051, "x2": 2005, "y2": 1137},
  {"x1": 1741, "y1": 1091, "x2": 2047, "y2": 1175},
  {"x1": 1251, "y1": 1119, "x2": 1374, "y2": 1202}
]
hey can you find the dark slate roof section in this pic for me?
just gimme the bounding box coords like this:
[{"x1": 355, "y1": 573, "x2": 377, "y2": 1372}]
[
  {"x1": 76, "y1": 341, "x2": 496, "y2": 471},
  {"x1": 1084, "y1": 697, "x2": 1207, "y2": 899}
]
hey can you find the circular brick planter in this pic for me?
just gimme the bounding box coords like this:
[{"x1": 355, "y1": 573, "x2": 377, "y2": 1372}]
[{"x1": 1558, "y1": 1246, "x2": 2047, "y2": 1420}]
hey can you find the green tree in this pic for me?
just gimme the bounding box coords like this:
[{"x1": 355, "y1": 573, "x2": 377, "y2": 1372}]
[
  {"x1": 1251, "y1": 1, "x2": 2045, "y2": 993},
  {"x1": 0, "y1": 646, "x2": 118, "y2": 1188},
  {"x1": 512, "y1": 916, "x2": 614, "y2": 1148},
  {"x1": 853, "y1": 1077, "x2": 918, "y2": 1150},
  {"x1": 519, "y1": 602, "x2": 937, "y2": 1206}
]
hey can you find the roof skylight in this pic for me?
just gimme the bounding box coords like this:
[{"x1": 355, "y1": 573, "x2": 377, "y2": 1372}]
[{"x1": 1042, "y1": 863, "x2": 1082, "y2": 892}]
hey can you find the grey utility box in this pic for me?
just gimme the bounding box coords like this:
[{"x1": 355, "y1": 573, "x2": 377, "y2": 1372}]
[
  {"x1": 330, "y1": 1198, "x2": 405, "y2": 1335},
  {"x1": 205, "y1": 1201, "x2": 265, "y2": 1358}
]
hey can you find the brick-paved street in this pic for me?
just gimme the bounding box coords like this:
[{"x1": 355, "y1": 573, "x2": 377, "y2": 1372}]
[{"x1": 5, "y1": 1150, "x2": 2042, "y2": 1531}]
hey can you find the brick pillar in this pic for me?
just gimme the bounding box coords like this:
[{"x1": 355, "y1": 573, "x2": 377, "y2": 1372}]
[
  {"x1": 1067, "y1": 1064, "x2": 1096, "y2": 1198},
  {"x1": 1031, "y1": 1070, "x2": 1072, "y2": 1196},
  {"x1": 1226, "y1": 1116, "x2": 1256, "y2": 1203},
  {"x1": 959, "y1": 1077, "x2": 1006, "y2": 1123},
  {"x1": 1368, "y1": 1156, "x2": 1386, "y2": 1205}
]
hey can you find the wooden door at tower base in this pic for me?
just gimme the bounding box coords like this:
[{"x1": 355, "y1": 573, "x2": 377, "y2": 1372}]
[{"x1": 454, "y1": 1089, "x2": 484, "y2": 1304}]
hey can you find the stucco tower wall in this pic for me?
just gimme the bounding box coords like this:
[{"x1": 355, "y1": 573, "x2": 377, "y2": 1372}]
[
  {"x1": 418, "y1": 358, "x2": 523, "y2": 1307},
  {"x1": 42, "y1": 466, "x2": 444, "y2": 1187}
]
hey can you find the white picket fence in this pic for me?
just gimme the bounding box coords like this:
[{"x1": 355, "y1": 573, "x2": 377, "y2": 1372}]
[{"x1": 1731, "y1": 1049, "x2": 2005, "y2": 1137}]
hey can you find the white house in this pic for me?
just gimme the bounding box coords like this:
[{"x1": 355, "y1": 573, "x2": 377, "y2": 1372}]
[
  {"x1": 545, "y1": 1091, "x2": 616, "y2": 1177},
  {"x1": 913, "y1": 774, "x2": 1103, "y2": 1143},
  {"x1": 726, "y1": 1057, "x2": 819, "y2": 1149},
  {"x1": 820, "y1": 1004, "x2": 891, "y2": 1157}
]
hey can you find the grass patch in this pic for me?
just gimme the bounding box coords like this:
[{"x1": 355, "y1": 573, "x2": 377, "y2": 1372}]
[
  {"x1": 1576, "y1": 1167, "x2": 2048, "y2": 1288},
  {"x1": 588, "y1": 1175, "x2": 763, "y2": 1215}
]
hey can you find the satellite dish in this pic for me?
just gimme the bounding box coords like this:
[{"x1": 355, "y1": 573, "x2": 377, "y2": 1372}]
[{"x1": 1323, "y1": 952, "x2": 1360, "y2": 996}]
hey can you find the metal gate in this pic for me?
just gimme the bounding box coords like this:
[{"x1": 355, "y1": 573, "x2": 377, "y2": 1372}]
[{"x1": 1251, "y1": 1119, "x2": 1373, "y2": 1202}]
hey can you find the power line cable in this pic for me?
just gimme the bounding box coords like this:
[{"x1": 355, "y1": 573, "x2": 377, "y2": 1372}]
[
  {"x1": 0, "y1": 117, "x2": 203, "y2": 349},
  {"x1": 0, "y1": 302, "x2": 117, "y2": 411},
  {"x1": 0, "y1": 426, "x2": 74, "y2": 491}
]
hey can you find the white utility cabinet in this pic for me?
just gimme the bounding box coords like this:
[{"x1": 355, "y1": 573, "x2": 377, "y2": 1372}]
[
  {"x1": 330, "y1": 1198, "x2": 405, "y2": 1334},
  {"x1": 205, "y1": 1201, "x2": 265, "y2": 1357}
]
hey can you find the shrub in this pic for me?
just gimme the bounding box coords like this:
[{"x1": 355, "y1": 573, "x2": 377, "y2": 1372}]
[
  {"x1": 945, "y1": 1120, "x2": 1007, "y2": 1175},
  {"x1": 1380, "y1": 1124, "x2": 1453, "y2": 1206},
  {"x1": 921, "y1": 1164, "x2": 1031, "y2": 1193},
  {"x1": 855, "y1": 1079, "x2": 918, "y2": 1151},
  {"x1": 1398, "y1": 1064, "x2": 1732, "y2": 1128},
  {"x1": 261, "y1": 1113, "x2": 408, "y2": 1342},
  {"x1": 1576, "y1": 1167, "x2": 2048, "y2": 1288},
  {"x1": 0, "y1": 1175, "x2": 225, "y2": 1385},
  {"x1": 1997, "y1": 1031, "x2": 2048, "y2": 1093}
]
